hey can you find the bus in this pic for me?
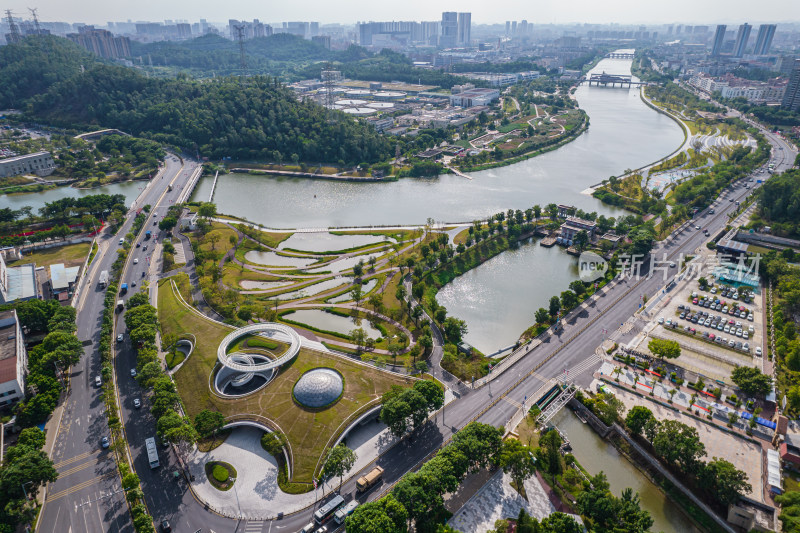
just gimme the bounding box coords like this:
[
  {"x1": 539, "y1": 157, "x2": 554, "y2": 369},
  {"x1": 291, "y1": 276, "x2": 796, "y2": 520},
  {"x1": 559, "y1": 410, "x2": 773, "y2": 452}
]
[
  {"x1": 334, "y1": 500, "x2": 359, "y2": 524},
  {"x1": 313, "y1": 494, "x2": 344, "y2": 524},
  {"x1": 145, "y1": 437, "x2": 160, "y2": 469}
]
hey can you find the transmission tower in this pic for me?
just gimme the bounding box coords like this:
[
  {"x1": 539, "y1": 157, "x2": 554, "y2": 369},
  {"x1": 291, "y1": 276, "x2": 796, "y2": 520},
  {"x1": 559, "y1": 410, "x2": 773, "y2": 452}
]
[
  {"x1": 28, "y1": 8, "x2": 40, "y2": 35},
  {"x1": 234, "y1": 25, "x2": 247, "y2": 75},
  {"x1": 321, "y1": 63, "x2": 341, "y2": 109},
  {"x1": 4, "y1": 10, "x2": 21, "y2": 43}
]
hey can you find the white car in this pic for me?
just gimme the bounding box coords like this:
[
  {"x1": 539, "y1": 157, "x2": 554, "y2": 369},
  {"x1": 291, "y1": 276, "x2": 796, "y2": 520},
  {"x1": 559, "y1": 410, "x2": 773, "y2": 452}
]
[
  {"x1": 658, "y1": 317, "x2": 664, "y2": 324},
  {"x1": 133, "y1": 258, "x2": 139, "y2": 264},
  {"x1": 695, "y1": 225, "x2": 701, "y2": 230},
  {"x1": 755, "y1": 347, "x2": 763, "y2": 356},
  {"x1": 116, "y1": 333, "x2": 123, "y2": 342}
]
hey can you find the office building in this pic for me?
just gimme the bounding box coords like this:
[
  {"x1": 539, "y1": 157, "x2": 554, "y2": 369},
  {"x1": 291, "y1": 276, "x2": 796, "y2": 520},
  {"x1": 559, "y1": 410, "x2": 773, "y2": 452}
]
[
  {"x1": 733, "y1": 23, "x2": 751, "y2": 58},
  {"x1": 711, "y1": 24, "x2": 726, "y2": 56},
  {"x1": 229, "y1": 19, "x2": 272, "y2": 40},
  {"x1": 311, "y1": 35, "x2": 330, "y2": 49},
  {"x1": 440, "y1": 12, "x2": 458, "y2": 47},
  {"x1": 753, "y1": 24, "x2": 776, "y2": 55},
  {"x1": 782, "y1": 59, "x2": 800, "y2": 111},
  {"x1": 0, "y1": 310, "x2": 27, "y2": 407},
  {"x1": 67, "y1": 26, "x2": 130, "y2": 59},
  {"x1": 449, "y1": 86, "x2": 499, "y2": 107},
  {"x1": 0, "y1": 151, "x2": 56, "y2": 178},
  {"x1": 457, "y1": 12, "x2": 471, "y2": 46}
]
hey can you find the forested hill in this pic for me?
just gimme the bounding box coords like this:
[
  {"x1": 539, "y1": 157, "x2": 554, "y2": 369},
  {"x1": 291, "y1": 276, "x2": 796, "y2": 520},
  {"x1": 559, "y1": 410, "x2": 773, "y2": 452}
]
[
  {"x1": 0, "y1": 35, "x2": 96, "y2": 108},
  {"x1": 2, "y1": 36, "x2": 392, "y2": 164},
  {"x1": 130, "y1": 33, "x2": 371, "y2": 74}
]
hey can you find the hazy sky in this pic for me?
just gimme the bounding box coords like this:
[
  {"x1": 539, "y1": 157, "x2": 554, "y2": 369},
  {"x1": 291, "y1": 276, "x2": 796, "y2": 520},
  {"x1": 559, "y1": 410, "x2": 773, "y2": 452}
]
[{"x1": 10, "y1": 0, "x2": 796, "y2": 26}]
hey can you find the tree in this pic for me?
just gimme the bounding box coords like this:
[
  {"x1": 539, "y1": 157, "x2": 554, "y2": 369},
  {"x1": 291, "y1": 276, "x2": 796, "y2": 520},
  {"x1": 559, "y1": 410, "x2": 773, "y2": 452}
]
[
  {"x1": 576, "y1": 472, "x2": 653, "y2": 533},
  {"x1": 560, "y1": 290, "x2": 577, "y2": 310},
  {"x1": 648, "y1": 338, "x2": 681, "y2": 361},
  {"x1": 350, "y1": 328, "x2": 367, "y2": 352},
  {"x1": 652, "y1": 420, "x2": 706, "y2": 473},
  {"x1": 158, "y1": 216, "x2": 177, "y2": 232},
  {"x1": 499, "y1": 438, "x2": 536, "y2": 488},
  {"x1": 197, "y1": 202, "x2": 217, "y2": 219},
  {"x1": 569, "y1": 280, "x2": 586, "y2": 296},
  {"x1": 539, "y1": 429, "x2": 563, "y2": 476},
  {"x1": 47, "y1": 306, "x2": 76, "y2": 333},
  {"x1": 548, "y1": 295, "x2": 561, "y2": 316},
  {"x1": 442, "y1": 316, "x2": 467, "y2": 343},
  {"x1": 193, "y1": 409, "x2": 225, "y2": 439},
  {"x1": 16, "y1": 427, "x2": 46, "y2": 450},
  {"x1": 261, "y1": 431, "x2": 287, "y2": 457},
  {"x1": 346, "y1": 494, "x2": 408, "y2": 533},
  {"x1": 625, "y1": 406, "x2": 655, "y2": 437},
  {"x1": 731, "y1": 366, "x2": 772, "y2": 396},
  {"x1": 776, "y1": 491, "x2": 800, "y2": 531},
  {"x1": 353, "y1": 261, "x2": 364, "y2": 278},
  {"x1": 574, "y1": 230, "x2": 589, "y2": 251},
  {"x1": 698, "y1": 458, "x2": 751, "y2": 506},
  {"x1": 351, "y1": 285, "x2": 363, "y2": 308},
  {"x1": 41, "y1": 331, "x2": 83, "y2": 366},
  {"x1": 534, "y1": 307, "x2": 550, "y2": 325},
  {"x1": 413, "y1": 380, "x2": 444, "y2": 412},
  {"x1": 322, "y1": 443, "x2": 357, "y2": 492},
  {"x1": 0, "y1": 445, "x2": 57, "y2": 502}
]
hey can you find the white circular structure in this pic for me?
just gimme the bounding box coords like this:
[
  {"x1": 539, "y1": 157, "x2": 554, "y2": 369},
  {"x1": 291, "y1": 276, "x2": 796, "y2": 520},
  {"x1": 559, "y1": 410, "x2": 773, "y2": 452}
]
[
  {"x1": 367, "y1": 102, "x2": 394, "y2": 109},
  {"x1": 346, "y1": 89, "x2": 372, "y2": 96},
  {"x1": 293, "y1": 368, "x2": 343, "y2": 408},
  {"x1": 217, "y1": 323, "x2": 301, "y2": 373},
  {"x1": 335, "y1": 99, "x2": 368, "y2": 106},
  {"x1": 374, "y1": 91, "x2": 406, "y2": 100},
  {"x1": 342, "y1": 107, "x2": 377, "y2": 116}
]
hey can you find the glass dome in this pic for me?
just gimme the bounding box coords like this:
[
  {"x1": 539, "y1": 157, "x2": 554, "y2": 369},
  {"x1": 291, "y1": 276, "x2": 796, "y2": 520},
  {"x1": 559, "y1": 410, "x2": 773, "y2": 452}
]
[{"x1": 293, "y1": 368, "x2": 343, "y2": 408}]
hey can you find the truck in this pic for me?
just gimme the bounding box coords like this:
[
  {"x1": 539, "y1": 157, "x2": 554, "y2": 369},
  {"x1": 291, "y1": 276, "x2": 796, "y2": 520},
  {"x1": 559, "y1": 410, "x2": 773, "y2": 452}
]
[
  {"x1": 333, "y1": 500, "x2": 359, "y2": 524},
  {"x1": 356, "y1": 466, "x2": 384, "y2": 493},
  {"x1": 120, "y1": 283, "x2": 128, "y2": 295},
  {"x1": 98, "y1": 270, "x2": 109, "y2": 288},
  {"x1": 145, "y1": 230, "x2": 152, "y2": 240},
  {"x1": 116, "y1": 300, "x2": 124, "y2": 313}
]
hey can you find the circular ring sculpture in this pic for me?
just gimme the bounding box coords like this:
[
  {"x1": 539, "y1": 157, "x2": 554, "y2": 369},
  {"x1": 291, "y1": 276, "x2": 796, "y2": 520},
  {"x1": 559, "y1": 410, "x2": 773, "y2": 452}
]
[
  {"x1": 217, "y1": 323, "x2": 301, "y2": 373},
  {"x1": 293, "y1": 368, "x2": 343, "y2": 408}
]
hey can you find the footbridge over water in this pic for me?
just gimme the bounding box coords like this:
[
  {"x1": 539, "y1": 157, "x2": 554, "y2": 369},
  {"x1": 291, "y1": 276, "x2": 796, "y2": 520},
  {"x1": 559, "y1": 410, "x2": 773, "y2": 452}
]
[
  {"x1": 607, "y1": 52, "x2": 635, "y2": 59},
  {"x1": 582, "y1": 73, "x2": 647, "y2": 88}
]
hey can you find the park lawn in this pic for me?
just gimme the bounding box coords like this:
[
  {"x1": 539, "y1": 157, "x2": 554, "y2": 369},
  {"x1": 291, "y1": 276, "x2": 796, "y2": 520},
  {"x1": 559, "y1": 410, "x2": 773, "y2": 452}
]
[
  {"x1": 170, "y1": 271, "x2": 194, "y2": 304},
  {"x1": 235, "y1": 224, "x2": 292, "y2": 249},
  {"x1": 332, "y1": 229, "x2": 413, "y2": 242},
  {"x1": 221, "y1": 263, "x2": 284, "y2": 289},
  {"x1": 198, "y1": 223, "x2": 238, "y2": 255},
  {"x1": 10, "y1": 241, "x2": 91, "y2": 268},
  {"x1": 159, "y1": 276, "x2": 411, "y2": 482}
]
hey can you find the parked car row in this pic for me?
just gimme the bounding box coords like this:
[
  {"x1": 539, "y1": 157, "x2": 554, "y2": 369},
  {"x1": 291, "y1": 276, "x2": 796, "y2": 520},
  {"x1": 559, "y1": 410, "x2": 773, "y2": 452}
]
[
  {"x1": 662, "y1": 309, "x2": 755, "y2": 353},
  {"x1": 686, "y1": 298, "x2": 753, "y2": 321}
]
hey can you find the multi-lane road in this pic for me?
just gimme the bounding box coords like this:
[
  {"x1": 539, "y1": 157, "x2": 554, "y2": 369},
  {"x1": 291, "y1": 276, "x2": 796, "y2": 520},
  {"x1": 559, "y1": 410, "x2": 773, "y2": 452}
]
[{"x1": 37, "y1": 120, "x2": 795, "y2": 533}]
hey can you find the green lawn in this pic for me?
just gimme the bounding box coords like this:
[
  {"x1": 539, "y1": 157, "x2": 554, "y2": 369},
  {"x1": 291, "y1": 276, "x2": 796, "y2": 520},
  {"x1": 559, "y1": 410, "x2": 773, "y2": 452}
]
[
  {"x1": 10, "y1": 241, "x2": 91, "y2": 268},
  {"x1": 158, "y1": 276, "x2": 412, "y2": 483}
]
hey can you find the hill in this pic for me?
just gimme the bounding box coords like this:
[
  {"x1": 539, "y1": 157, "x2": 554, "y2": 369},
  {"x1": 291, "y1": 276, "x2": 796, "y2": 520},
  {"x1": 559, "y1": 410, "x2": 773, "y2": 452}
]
[{"x1": 2, "y1": 36, "x2": 391, "y2": 164}]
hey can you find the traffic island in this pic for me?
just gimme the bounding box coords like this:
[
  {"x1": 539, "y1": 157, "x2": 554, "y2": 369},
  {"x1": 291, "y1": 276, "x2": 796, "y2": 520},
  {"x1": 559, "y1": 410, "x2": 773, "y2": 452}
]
[{"x1": 205, "y1": 461, "x2": 237, "y2": 491}]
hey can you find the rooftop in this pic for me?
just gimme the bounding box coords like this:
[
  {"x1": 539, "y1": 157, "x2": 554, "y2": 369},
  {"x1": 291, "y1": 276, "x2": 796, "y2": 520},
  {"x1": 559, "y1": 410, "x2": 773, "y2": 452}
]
[
  {"x1": 0, "y1": 311, "x2": 19, "y2": 384},
  {"x1": 4, "y1": 263, "x2": 37, "y2": 302},
  {"x1": 0, "y1": 151, "x2": 51, "y2": 164}
]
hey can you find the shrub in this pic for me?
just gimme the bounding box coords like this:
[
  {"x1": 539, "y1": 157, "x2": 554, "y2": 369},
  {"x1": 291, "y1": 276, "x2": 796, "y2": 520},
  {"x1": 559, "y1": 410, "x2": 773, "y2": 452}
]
[{"x1": 212, "y1": 464, "x2": 228, "y2": 483}]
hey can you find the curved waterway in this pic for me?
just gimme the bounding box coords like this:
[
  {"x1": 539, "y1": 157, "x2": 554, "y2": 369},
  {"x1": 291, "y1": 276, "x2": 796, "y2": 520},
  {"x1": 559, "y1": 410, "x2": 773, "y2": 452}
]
[
  {"x1": 194, "y1": 54, "x2": 683, "y2": 229},
  {"x1": 552, "y1": 410, "x2": 699, "y2": 533}
]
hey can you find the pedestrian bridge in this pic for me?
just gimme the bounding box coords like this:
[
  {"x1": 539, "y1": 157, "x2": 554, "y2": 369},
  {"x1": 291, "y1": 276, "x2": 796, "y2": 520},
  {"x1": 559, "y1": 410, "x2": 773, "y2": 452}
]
[{"x1": 607, "y1": 52, "x2": 635, "y2": 59}]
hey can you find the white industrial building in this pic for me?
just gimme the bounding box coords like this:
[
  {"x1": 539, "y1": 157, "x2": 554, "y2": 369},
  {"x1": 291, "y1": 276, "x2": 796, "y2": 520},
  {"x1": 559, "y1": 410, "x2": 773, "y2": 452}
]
[
  {"x1": 0, "y1": 151, "x2": 56, "y2": 178},
  {"x1": 449, "y1": 86, "x2": 500, "y2": 107},
  {"x1": 0, "y1": 310, "x2": 27, "y2": 407},
  {"x1": 0, "y1": 253, "x2": 38, "y2": 304}
]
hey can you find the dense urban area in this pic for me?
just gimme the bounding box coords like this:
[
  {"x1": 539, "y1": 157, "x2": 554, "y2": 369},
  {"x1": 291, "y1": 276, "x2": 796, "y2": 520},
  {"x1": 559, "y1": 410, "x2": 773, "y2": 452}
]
[{"x1": 0, "y1": 4, "x2": 799, "y2": 533}]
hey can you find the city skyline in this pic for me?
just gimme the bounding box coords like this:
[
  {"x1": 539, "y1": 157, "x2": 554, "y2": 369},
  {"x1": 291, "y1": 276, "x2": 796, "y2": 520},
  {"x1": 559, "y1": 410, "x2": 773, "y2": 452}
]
[{"x1": 3, "y1": 0, "x2": 797, "y2": 27}]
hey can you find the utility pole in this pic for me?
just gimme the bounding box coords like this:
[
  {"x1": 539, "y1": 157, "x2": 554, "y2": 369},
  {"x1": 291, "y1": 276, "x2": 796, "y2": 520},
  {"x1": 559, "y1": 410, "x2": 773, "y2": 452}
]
[
  {"x1": 28, "y1": 8, "x2": 41, "y2": 35},
  {"x1": 4, "y1": 10, "x2": 21, "y2": 43},
  {"x1": 234, "y1": 25, "x2": 247, "y2": 77}
]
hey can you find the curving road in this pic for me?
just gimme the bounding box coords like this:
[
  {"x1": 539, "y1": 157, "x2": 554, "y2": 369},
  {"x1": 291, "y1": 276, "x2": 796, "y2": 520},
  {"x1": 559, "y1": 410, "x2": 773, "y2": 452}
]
[{"x1": 37, "y1": 119, "x2": 795, "y2": 533}]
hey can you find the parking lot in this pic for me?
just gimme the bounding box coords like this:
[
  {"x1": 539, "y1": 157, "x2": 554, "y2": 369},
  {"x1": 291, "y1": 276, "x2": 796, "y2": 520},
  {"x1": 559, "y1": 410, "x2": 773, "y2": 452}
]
[{"x1": 637, "y1": 251, "x2": 764, "y2": 380}]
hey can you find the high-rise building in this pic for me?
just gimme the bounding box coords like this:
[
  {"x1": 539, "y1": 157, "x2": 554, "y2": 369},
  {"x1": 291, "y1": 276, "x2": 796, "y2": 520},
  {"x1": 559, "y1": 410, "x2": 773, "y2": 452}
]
[
  {"x1": 711, "y1": 24, "x2": 726, "y2": 56},
  {"x1": 505, "y1": 21, "x2": 510, "y2": 35},
  {"x1": 440, "y1": 12, "x2": 457, "y2": 47},
  {"x1": 457, "y1": 12, "x2": 471, "y2": 46},
  {"x1": 733, "y1": 23, "x2": 751, "y2": 57},
  {"x1": 67, "y1": 26, "x2": 130, "y2": 58},
  {"x1": 753, "y1": 24, "x2": 776, "y2": 55},
  {"x1": 782, "y1": 59, "x2": 800, "y2": 111}
]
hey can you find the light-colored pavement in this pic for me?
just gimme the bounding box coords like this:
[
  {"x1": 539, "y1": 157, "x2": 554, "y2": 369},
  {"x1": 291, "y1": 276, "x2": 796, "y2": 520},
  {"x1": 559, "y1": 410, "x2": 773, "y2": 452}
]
[{"x1": 448, "y1": 470, "x2": 557, "y2": 533}]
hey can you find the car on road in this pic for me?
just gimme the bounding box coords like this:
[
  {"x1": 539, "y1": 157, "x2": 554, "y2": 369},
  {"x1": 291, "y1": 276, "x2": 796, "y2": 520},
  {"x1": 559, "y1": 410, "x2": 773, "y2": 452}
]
[
  {"x1": 136, "y1": 243, "x2": 141, "y2": 248},
  {"x1": 130, "y1": 368, "x2": 137, "y2": 377},
  {"x1": 116, "y1": 334, "x2": 124, "y2": 343},
  {"x1": 101, "y1": 436, "x2": 110, "y2": 449},
  {"x1": 658, "y1": 317, "x2": 664, "y2": 324},
  {"x1": 133, "y1": 398, "x2": 141, "y2": 409},
  {"x1": 756, "y1": 347, "x2": 762, "y2": 356},
  {"x1": 669, "y1": 262, "x2": 676, "y2": 268},
  {"x1": 133, "y1": 258, "x2": 139, "y2": 264},
  {"x1": 95, "y1": 376, "x2": 102, "y2": 387},
  {"x1": 300, "y1": 524, "x2": 315, "y2": 533},
  {"x1": 695, "y1": 225, "x2": 701, "y2": 230},
  {"x1": 160, "y1": 520, "x2": 172, "y2": 533}
]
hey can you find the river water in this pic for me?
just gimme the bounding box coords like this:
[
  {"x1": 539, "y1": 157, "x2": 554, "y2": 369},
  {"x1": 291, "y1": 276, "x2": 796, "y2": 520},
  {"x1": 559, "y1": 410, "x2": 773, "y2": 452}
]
[
  {"x1": 0, "y1": 180, "x2": 144, "y2": 213},
  {"x1": 551, "y1": 409, "x2": 699, "y2": 533},
  {"x1": 193, "y1": 55, "x2": 682, "y2": 229}
]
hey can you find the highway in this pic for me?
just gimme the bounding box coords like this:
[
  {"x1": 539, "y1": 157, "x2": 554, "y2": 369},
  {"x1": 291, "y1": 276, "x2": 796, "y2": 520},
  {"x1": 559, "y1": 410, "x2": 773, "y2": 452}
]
[
  {"x1": 36, "y1": 155, "x2": 198, "y2": 533},
  {"x1": 37, "y1": 122, "x2": 795, "y2": 533}
]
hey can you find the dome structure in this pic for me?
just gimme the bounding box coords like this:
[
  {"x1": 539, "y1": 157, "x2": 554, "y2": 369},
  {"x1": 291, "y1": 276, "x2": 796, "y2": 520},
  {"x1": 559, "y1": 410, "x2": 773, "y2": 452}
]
[{"x1": 293, "y1": 368, "x2": 343, "y2": 408}]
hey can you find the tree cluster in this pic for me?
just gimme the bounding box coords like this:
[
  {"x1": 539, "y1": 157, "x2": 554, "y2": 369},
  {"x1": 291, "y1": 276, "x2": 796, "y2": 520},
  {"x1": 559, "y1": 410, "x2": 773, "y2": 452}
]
[{"x1": 379, "y1": 380, "x2": 444, "y2": 438}]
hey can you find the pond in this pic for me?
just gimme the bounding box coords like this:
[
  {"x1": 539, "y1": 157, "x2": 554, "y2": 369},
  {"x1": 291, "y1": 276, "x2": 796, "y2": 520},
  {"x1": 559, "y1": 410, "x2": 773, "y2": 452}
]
[
  {"x1": 283, "y1": 309, "x2": 383, "y2": 339},
  {"x1": 278, "y1": 232, "x2": 391, "y2": 253},
  {"x1": 275, "y1": 277, "x2": 352, "y2": 301},
  {"x1": 305, "y1": 253, "x2": 382, "y2": 274},
  {"x1": 238, "y1": 280, "x2": 293, "y2": 291},
  {"x1": 243, "y1": 250, "x2": 319, "y2": 269},
  {"x1": 0, "y1": 180, "x2": 145, "y2": 212},
  {"x1": 327, "y1": 278, "x2": 379, "y2": 303}
]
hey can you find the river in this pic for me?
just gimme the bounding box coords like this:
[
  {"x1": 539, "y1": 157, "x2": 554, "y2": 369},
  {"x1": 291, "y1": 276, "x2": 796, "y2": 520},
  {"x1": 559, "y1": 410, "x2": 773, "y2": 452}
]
[
  {"x1": 193, "y1": 54, "x2": 683, "y2": 229},
  {"x1": 551, "y1": 409, "x2": 700, "y2": 533},
  {"x1": 0, "y1": 180, "x2": 145, "y2": 213}
]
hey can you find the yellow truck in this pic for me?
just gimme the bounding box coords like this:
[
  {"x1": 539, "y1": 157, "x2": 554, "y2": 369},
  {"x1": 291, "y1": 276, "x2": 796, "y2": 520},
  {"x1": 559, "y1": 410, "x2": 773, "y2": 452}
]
[{"x1": 356, "y1": 466, "x2": 384, "y2": 493}]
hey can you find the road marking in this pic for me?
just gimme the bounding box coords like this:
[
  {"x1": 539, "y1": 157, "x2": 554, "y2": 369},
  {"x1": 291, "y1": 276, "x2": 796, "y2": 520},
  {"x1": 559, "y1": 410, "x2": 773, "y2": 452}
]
[
  {"x1": 53, "y1": 450, "x2": 96, "y2": 469},
  {"x1": 46, "y1": 473, "x2": 114, "y2": 502},
  {"x1": 58, "y1": 460, "x2": 99, "y2": 478},
  {"x1": 245, "y1": 520, "x2": 264, "y2": 532},
  {"x1": 503, "y1": 397, "x2": 521, "y2": 408}
]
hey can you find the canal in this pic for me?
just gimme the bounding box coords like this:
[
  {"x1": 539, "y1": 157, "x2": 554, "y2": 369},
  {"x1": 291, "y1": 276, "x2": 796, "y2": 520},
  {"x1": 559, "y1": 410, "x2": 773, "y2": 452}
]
[
  {"x1": 0, "y1": 180, "x2": 145, "y2": 212},
  {"x1": 551, "y1": 409, "x2": 700, "y2": 533},
  {"x1": 192, "y1": 54, "x2": 683, "y2": 229}
]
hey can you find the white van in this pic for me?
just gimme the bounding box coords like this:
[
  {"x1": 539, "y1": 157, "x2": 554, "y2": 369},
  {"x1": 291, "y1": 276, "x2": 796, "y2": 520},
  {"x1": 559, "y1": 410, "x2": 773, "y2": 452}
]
[
  {"x1": 95, "y1": 376, "x2": 102, "y2": 387},
  {"x1": 119, "y1": 238, "x2": 125, "y2": 245}
]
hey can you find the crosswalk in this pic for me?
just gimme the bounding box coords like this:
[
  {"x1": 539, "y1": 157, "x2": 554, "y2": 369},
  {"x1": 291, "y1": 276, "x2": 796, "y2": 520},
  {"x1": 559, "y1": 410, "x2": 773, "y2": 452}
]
[{"x1": 244, "y1": 520, "x2": 264, "y2": 532}]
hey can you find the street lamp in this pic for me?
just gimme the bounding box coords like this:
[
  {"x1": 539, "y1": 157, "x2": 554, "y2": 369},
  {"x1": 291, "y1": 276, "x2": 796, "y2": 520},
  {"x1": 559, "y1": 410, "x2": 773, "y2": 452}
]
[{"x1": 21, "y1": 481, "x2": 33, "y2": 500}]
